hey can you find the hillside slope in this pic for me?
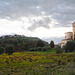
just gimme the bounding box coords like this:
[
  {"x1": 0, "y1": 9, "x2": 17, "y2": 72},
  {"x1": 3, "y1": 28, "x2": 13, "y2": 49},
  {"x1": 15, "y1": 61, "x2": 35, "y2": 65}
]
[{"x1": 0, "y1": 34, "x2": 48, "y2": 51}]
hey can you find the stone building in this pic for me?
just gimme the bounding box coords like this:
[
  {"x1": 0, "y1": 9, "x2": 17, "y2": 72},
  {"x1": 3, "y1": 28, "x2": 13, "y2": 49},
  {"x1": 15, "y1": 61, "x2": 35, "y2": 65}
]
[
  {"x1": 65, "y1": 32, "x2": 73, "y2": 40},
  {"x1": 59, "y1": 22, "x2": 75, "y2": 48},
  {"x1": 72, "y1": 22, "x2": 75, "y2": 40}
]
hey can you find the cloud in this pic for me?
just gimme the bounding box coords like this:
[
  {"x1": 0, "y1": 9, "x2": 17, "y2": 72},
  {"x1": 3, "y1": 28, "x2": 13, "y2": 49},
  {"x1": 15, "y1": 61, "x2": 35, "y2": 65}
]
[
  {"x1": 28, "y1": 16, "x2": 51, "y2": 31},
  {"x1": 0, "y1": 0, "x2": 42, "y2": 19},
  {"x1": 49, "y1": 0, "x2": 75, "y2": 27},
  {"x1": 0, "y1": 0, "x2": 75, "y2": 44},
  {"x1": 0, "y1": 0, "x2": 75, "y2": 30},
  {"x1": 42, "y1": 37, "x2": 65, "y2": 44}
]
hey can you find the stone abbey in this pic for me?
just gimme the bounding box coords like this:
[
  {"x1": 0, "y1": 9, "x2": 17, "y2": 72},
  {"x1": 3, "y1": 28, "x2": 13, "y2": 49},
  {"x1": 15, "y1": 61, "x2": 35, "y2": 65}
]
[{"x1": 58, "y1": 22, "x2": 75, "y2": 48}]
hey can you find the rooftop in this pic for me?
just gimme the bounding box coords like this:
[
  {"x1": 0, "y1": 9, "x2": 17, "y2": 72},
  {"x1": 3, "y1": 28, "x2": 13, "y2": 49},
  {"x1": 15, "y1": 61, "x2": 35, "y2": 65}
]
[
  {"x1": 65, "y1": 32, "x2": 72, "y2": 34},
  {"x1": 72, "y1": 22, "x2": 75, "y2": 24}
]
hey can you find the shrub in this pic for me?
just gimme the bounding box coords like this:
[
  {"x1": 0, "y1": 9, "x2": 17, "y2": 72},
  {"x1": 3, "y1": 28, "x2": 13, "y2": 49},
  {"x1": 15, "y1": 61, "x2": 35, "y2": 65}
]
[
  {"x1": 37, "y1": 47, "x2": 42, "y2": 51},
  {"x1": 33, "y1": 48, "x2": 38, "y2": 51},
  {"x1": 29, "y1": 48, "x2": 34, "y2": 52},
  {"x1": 56, "y1": 48, "x2": 63, "y2": 54},
  {"x1": 5, "y1": 46, "x2": 14, "y2": 55},
  {"x1": 0, "y1": 47, "x2": 5, "y2": 54},
  {"x1": 29, "y1": 48, "x2": 38, "y2": 51},
  {"x1": 42, "y1": 47, "x2": 47, "y2": 51},
  {"x1": 64, "y1": 41, "x2": 75, "y2": 53},
  {"x1": 46, "y1": 46, "x2": 51, "y2": 50},
  {"x1": 42, "y1": 46, "x2": 51, "y2": 51}
]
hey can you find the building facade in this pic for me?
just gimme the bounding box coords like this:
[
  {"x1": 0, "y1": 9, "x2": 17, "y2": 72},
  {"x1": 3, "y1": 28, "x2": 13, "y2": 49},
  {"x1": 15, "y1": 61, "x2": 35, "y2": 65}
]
[
  {"x1": 65, "y1": 32, "x2": 73, "y2": 40},
  {"x1": 59, "y1": 22, "x2": 75, "y2": 48},
  {"x1": 72, "y1": 22, "x2": 75, "y2": 40}
]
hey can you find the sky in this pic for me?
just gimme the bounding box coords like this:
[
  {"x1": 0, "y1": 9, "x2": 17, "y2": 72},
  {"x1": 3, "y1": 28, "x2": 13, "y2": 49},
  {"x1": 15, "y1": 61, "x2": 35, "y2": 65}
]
[{"x1": 0, "y1": 0, "x2": 75, "y2": 44}]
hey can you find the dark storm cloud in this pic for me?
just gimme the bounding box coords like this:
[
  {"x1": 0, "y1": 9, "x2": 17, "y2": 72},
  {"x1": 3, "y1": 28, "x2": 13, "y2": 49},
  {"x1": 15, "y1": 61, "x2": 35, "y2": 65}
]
[{"x1": 0, "y1": 0, "x2": 75, "y2": 29}]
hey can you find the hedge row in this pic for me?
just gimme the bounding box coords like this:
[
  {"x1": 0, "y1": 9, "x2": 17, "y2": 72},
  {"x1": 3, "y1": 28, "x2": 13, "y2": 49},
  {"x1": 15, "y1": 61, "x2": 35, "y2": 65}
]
[
  {"x1": 0, "y1": 46, "x2": 14, "y2": 55},
  {"x1": 29, "y1": 46, "x2": 51, "y2": 52}
]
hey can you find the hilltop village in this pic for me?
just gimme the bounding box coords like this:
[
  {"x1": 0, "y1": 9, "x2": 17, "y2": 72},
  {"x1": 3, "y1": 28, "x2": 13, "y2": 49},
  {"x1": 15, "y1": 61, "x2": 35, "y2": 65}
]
[{"x1": 58, "y1": 22, "x2": 75, "y2": 48}]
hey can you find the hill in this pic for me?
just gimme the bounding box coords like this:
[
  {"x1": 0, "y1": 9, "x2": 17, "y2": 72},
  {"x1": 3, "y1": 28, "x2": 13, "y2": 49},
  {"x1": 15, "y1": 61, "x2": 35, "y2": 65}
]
[{"x1": 0, "y1": 34, "x2": 48, "y2": 52}]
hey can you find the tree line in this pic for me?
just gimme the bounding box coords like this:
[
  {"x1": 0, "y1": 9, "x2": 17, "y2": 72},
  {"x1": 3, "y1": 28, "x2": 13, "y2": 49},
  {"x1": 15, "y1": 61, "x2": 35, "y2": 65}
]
[
  {"x1": 0, "y1": 35, "x2": 49, "y2": 52},
  {"x1": 0, "y1": 35, "x2": 56, "y2": 55}
]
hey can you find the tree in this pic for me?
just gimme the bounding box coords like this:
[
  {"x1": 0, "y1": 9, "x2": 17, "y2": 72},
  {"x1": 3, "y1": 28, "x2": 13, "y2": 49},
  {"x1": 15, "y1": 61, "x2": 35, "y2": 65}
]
[
  {"x1": 0, "y1": 47, "x2": 4, "y2": 54},
  {"x1": 50, "y1": 41, "x2": 54, "y2": 48},
  {"x1": 37, "y1": 40, "x2": 44, "y2": 47},
  {"x1": 5, "y1": 46, "x2": 14, "y2": 55},
  {"x1": 64, "y1": 41, "x2": 75, "y2": 52}
]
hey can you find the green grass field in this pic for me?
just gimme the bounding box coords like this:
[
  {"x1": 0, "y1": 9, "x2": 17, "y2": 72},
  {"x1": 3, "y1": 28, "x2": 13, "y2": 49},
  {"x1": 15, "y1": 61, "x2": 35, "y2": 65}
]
[
  {"x1": 32, "y1": 48, "x2": 56, "y2": 54},
  {"x1": 0, "y1": 50, "x2": 75, "y2": 75}
]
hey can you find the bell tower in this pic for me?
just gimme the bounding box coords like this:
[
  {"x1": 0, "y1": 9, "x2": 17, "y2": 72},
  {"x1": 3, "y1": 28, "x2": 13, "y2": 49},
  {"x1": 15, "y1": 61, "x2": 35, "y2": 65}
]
[{"x1": 72, "y1": 22, "x2": 75, "y2": 40}]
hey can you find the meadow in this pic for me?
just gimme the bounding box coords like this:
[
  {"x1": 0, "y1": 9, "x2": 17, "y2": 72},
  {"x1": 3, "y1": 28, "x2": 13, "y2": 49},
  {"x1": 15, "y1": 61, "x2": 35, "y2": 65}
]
[{"x1": 0, "y1": 50, "x2": 75, "y2": 75}]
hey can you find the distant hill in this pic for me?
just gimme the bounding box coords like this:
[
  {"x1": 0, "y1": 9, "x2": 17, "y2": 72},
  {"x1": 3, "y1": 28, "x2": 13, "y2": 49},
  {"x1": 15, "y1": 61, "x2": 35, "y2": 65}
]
[{"x1": 0, "y1": 34, "x2": 48, "y2": 52}]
